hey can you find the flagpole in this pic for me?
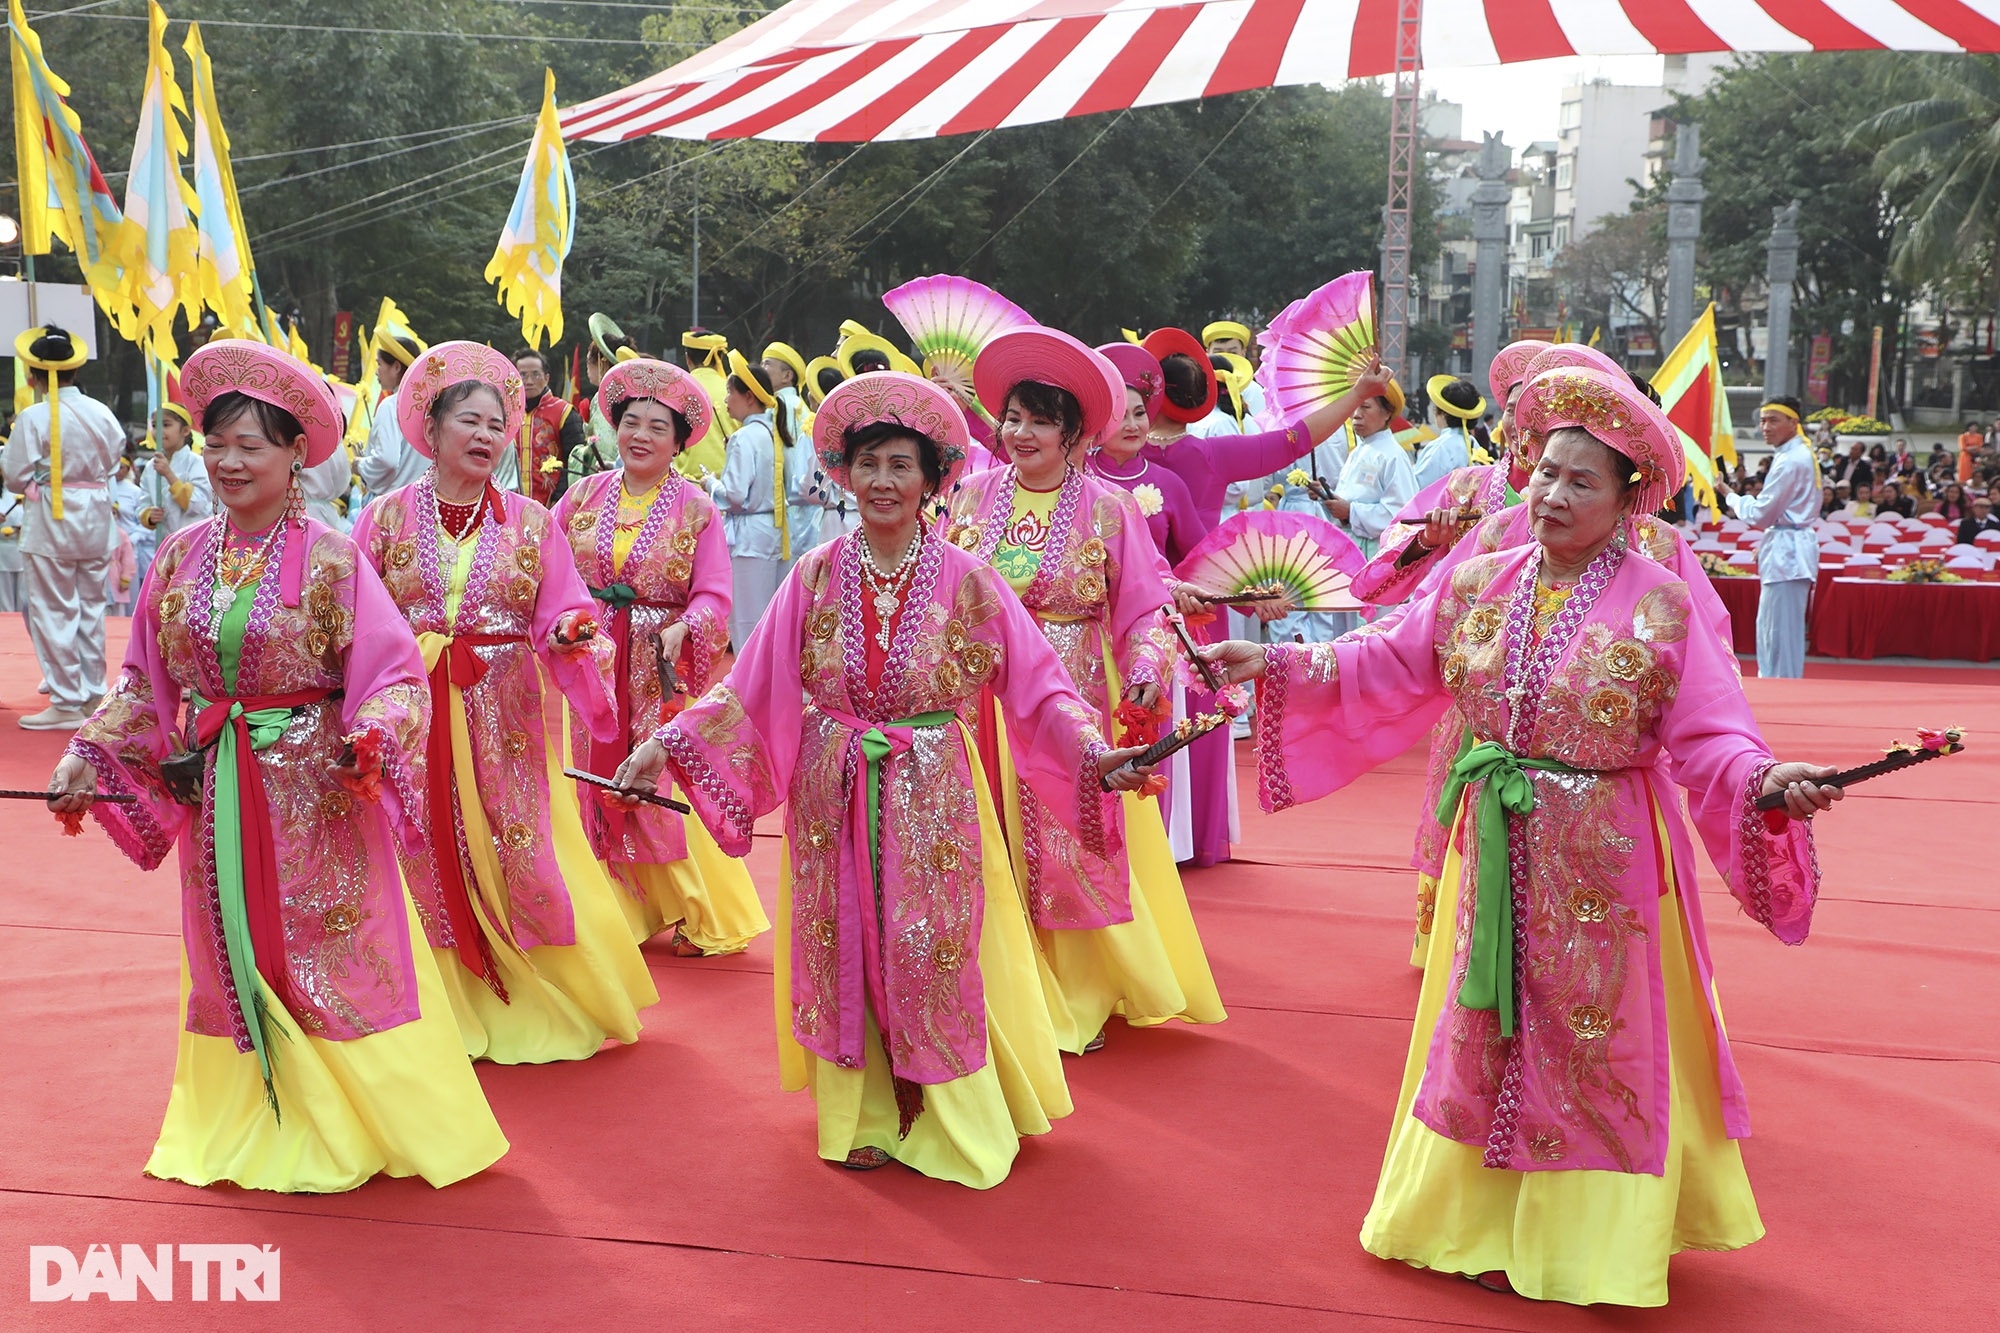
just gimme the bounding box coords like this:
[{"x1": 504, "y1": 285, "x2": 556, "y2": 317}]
[
  {"x1": 23, "y1": 252, "x2": 37, "y2": 326},
  {"x1": 249, "y1": 271, "x2": 272, "y2": 342}
]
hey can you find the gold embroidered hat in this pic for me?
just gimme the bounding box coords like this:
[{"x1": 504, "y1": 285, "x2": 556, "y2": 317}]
[
  {"x1": 812, "y1": 370, "x2": 971, "y2": 493},
  {"x1": 1486, "y1": 338, "x2": 1553, "y2": 406},
  {"x1": 181, "y1": 340, "x2": 344, "y2": 466},
  {"x1": 596, "y1": 358, "x2": 712, "y2": 444},
  {"x1": 1516, "y1": 365, "x2": 1685, "y2": 516},
  {"x1": 397, "y1": 341, "x2": 526, "y2": 459}
]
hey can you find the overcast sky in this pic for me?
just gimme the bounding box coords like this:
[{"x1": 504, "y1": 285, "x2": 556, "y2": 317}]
[{"x1": 1405, "y1": 54, "x2": 1673, "y2": 151}]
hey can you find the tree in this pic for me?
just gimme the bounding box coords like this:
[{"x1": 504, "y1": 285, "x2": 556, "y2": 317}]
[
  {"x1": 1552, "y1": 206, "x2": 1670, "y2": 355},
  {"x1": 1849, "y1": 55, "x2": 2000, "y2": 289}
]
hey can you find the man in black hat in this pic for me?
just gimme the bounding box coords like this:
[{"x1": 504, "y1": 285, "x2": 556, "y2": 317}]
[{"x1": 1, "y1": 325, "x2": 126, "y2": 728}]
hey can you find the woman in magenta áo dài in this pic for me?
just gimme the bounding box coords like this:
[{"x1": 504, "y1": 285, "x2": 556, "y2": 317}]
[
  {"x1": 551, "y1": 358, "x2": 769, "y2": 957},
  {"x1": 944, "y1": 327, "x2": 1225, "y2": 1055},
  {"x1": 1201, "y1": 365, "x2": 1843, "y2": 1307},
  {"x1": 612, "y1": 372, "x2": 1155, "y2": 1186},
  {"x1": 47, "y1": 340, "x2": 506, "y2": 1192},
  {"x1": 351, "y1": 341, "x2": 658, "y2": 1065}
]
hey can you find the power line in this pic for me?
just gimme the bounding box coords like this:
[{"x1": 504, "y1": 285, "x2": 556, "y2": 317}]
[
  {"x1": 237, "y1": 118, "x2": 534, "y2": 196},
  {"x1": 38, "y1": 11, "x2": 703, "y2": 46},
  {"x1": 959, "y1": 110, "x2": 1130, "y2": 267}
]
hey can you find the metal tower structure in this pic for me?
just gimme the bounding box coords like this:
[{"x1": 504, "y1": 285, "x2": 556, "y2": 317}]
[{"x1": 1379, "y1": 0, "x2": 1424, "y2": 379}]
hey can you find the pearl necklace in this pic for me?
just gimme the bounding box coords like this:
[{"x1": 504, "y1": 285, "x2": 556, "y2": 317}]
[
  {"x1": 1091, "y1": 451, "x2": 1148, "y2": 482},
  {"x1": 860, "y1": 528, "x2": 924, "y2": 650}
]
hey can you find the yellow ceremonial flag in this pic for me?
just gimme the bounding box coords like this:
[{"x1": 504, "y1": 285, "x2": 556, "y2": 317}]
[
  {"x1": 183, "y1": 22, "x2": 257, "y2": 331},
  {"x1": 483, "y1": 69, "x2": 573, "y2": 347},
  {"x1": 113, "y1": 1, "x2": 202, "y2": 357}
]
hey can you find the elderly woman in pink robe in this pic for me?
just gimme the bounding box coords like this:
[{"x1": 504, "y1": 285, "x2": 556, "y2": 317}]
[
  {"x1": 552, "y1": 358, "x2": 769, "y2": 957},
  {"x1": 613, "y1": 373, "x2": 1153, "y2": 1187},
  {"x1": 1203, "y1": 365, "x2": 1843, "y2": 1307},
  {"x1": 352, "y1": 342, "x2": 657, "y2": 1066},
  {"x1": 943, "y1": 326, "x2": 1225, "y2": 1056},
  {"x1": 46, "y1": 341, "x2": 506, "y2": 1193}
]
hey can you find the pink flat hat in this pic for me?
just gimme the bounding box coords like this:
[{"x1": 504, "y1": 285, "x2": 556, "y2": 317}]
[
  {"x1": 1097, "y1": 342, "x2": 1165, "y2": 421},
  {"x1": 812, "y1": 371, "x2": 972, "y2": 493},
  {"x1": 1524, "y1": 341, "x2": 1624, "y2": 383},
  {"x1": 1487, "y1": 338, "x2": 1554, "y2": 404},
  {"x1": 397, "y1": 341, "x2": 526, "y2": 458},
  {"x1": 180, "y1": 340, "x2": 344, "y2": 466},
  {"x1": 596, "y1": 358, "x2": 712, "y2": 444},
  {"x1": 1517, "y1": 365, "x2": 1686, "y2": 517},
  {"x1": 975, "y1": 326, "x2": 1124, "y2": 447}
]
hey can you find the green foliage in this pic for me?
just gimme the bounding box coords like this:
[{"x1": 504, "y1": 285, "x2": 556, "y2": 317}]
[{"x1": 1848, "y1": 54, "x2": 2000, "y2": 289}]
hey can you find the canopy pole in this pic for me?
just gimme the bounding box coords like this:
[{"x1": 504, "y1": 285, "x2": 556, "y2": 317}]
[{"x1": 1379, "y1": 0, "x2": 1423, "y2": 381}]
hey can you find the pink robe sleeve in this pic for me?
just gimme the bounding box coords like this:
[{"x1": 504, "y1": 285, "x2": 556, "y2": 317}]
[
  {"x1": 652, "y1": 564, "x2": 810, "y2": 854},
  {"x1": 1252, "y1": 583, "x2": 1454, "y2": 812},
  {"x1": 1196, "y1": 421, "x2": 1315, "y2": 485},
  {"x1": 681, "y1": 496, "x2": 733, "y2": 693},
  {"x1": 66, "y1": 561, "x2": 189, "y2": 870},
  {"x1": 1104, "y1": 491, "x2": 1174, "y2": 688},
  {"x1": 532, "y1": 513, "x2": 619, "y2": 742},
  {"x1": 338, "y1": 554, "x2": 433, "y2": 852},
  {"x1": 1653, "y1": 600, "x2": 1820, "y2": 943}
]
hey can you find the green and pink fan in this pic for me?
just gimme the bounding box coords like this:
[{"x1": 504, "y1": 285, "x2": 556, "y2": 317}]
[
  {"x1": 1255, "y1": 271, "x2": 1378, "y2": 421},
  {"x1": 1175, "y1": 511, "x2": 1365, "y2": 612},
  {"x1": 882, "y1": 275, "x2": 1035, "y2": 383}
]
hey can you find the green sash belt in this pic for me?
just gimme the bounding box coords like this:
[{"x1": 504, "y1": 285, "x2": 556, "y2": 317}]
[
  {"x1": 857, "y1": 710, "x2": 957, "y2": 887},
  {"x1": 1436, "y1": 738, "x2": 1582, "y2": 1036},
  {"x1": 589, "y1": 582, "x2": 639, "y2": 608}
]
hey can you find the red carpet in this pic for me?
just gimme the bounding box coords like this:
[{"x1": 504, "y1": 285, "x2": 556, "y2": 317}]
[{"x1": 3, "y1": 612, "x2": 1994, "y2": 1329}]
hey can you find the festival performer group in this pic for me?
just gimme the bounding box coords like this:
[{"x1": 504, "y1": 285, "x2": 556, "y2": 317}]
[{"x1": 29, "y1": 272, "x2": 1855, "y2": 1308}]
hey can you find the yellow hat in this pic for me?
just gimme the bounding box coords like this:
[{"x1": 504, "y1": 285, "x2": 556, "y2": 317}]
[
  {"x1": 837, "y1": 330, "x2": 920, "y2": 378},
  {"x1": 1202, "y1": 320, "x2": 1253, "y2": 349},
  {"x1": 761, "y1": 341, "x2": 809, "y2": 388},
  {"x1": 803, "y1": 355, "x2": 844, "y2": 409},
  {"x1": 158, "y1": 402, "x2": 193, "y2": 429},
  {"x1": 1375, "y1": 376, "x2": 1405, "y2": 418},
  {"x1": 682, "y1": 329, "x2": 730, "y2": 370},
  {"x1": 1119, "y1": 327, "x2": 1143, "y2": 345},
  {"x1": 838, "y1": 319, "x2": 873, "y2": 342},
  {"x1": 726, "y1": 348, "x2": 777, "y2": 408},
  {"x1": 1425, "y1": 373, "x2": 1486, "y2": 421},
  {"x1": 1213, "y1": 352, "x2": 1254, "y2": 396},
  {"x1": 14, "y1": 325, "x2": 88, "y2": 372}
]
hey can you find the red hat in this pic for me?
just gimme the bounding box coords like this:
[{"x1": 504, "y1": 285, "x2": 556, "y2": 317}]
[
  {"x1": 1097, "y1": 342, "x2": 1164, "y2": 420},
  {"x1": 975, "y1": 326, "x2": 1124, "y2": 447},
  {"x1": 1141, "y1": 326, "x2": 1217, "y2": 424}
]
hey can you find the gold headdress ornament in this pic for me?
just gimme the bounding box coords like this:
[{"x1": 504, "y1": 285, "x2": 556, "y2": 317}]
[
  {"x1": 1202, "y1": 320, "x2": 1253, "y2": 349},
  {"x1": 14, "y1": 326, "x2": 89, "y2": 519}
]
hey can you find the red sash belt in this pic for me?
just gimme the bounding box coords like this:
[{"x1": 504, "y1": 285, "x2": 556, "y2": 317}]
[
  {"x1": 190, "y1": 686, "x2": 335, "y2": 1013},
  {"x1": 425, "y1": 632, "x2": 524, "y2": 1000}
]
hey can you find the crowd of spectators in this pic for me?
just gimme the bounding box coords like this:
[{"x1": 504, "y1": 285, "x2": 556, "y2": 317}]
[{"x1": 1708, "y1": 422, "x2": 2000, "y2": 548}]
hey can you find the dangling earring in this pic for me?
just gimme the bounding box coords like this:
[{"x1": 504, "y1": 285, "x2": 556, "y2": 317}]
[
  {"x1": 1611, "y1": 519, "x2": 1631, "y2": 553},
  {"x1": 286, "y1": 459, "x2": 306, "y2": 525}
]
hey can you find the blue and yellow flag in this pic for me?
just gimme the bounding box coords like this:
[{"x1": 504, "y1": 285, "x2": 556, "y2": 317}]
[
  {"x1": 484, "y1": 69, "x2": 574, "y2": 348},
  {"x1": 114, "y1": 1, "x2": 201, "y2": 358},
  {"x1": 184, "y1": 21, "x2": 256, "y2": 333}
]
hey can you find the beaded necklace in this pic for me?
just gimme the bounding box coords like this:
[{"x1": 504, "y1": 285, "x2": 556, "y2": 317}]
[{"x1": 859, "y1": 526, "x2": 924, "y2": 651}]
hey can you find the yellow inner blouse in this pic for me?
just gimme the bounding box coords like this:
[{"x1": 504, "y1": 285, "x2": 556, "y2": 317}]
[
  {"x1": 442, "y1": 523, "x2": 481, "y2": 625},
  {"x1": 1530, "y1": 578, "x2": 1574, "y2": 641},
  {"x1": 992, "y1": 484, "x2": 1062, "y2": 591},
  {"x1": 613, "y1": 479, "x2": 668, "y2": 576}
]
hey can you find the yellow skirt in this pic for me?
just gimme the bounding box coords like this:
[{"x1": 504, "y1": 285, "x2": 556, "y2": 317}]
[
  {"x1": 1359, "y1": 801, "x2": 1765, "y2": 1307},
  {"x1": 608, "y1": 779, "x2": 772, "y2": 954},
  {"x1": 432, "y1": 687, "x2": 659, "y2": 1065},
  {"x1": 997, "y1": 706, "x2": 1227, "y2": 1055},
  {"x1": 146, "y1": 887, "x2": 509, "y2": 1193},
  {"x1": 774, "y1": 720, "x2": 1072, "y2": 1189}
]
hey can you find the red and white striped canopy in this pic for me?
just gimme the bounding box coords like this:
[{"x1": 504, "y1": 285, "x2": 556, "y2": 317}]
[{"x1": 560, "y1": 0, "x2": 2000, "y2": 144}]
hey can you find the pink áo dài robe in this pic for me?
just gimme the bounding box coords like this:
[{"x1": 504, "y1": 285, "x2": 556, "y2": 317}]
[
  {"x1": 68, "y1": 517, "x2": 507, "y2": 1190},
  {"x1": 661, "y1": 533, "x2": 1124, "y2": 1081},
  {"x1": 944, "y1": 466, "x2": 1225, "y2": 1051},
  {"x1": 551, "y1": 466, "x2": 769, "y2": 954},
  {"x1": 1255, "y1": 543, "x2": 1817, "y2": 1175},
  {"x1": 1351, "y1": 462, "x2": 1520, "y2": 608},
  {"x1": 353, "y1": 477, "x2": 658, "y2": 1063}
]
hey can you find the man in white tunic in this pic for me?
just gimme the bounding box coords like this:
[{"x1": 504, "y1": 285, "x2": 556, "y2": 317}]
[
  {"x1": 707, "y1": 360, "x2": 785, "y2": 649},
  {"x1": 355, "y1": 326, "x2": 428, "y2": 500},
  {"x1": 1315, "y1": 379, "x2": 1418, "y2": 637},
  {"x1": 1, "y1": 327, "x2": 125, "y2": 728},
  {"x1": 1721, "y1": 396, "x2": 1820, "y2": 678}
]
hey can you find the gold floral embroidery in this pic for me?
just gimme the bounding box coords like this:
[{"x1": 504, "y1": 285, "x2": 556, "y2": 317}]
[
  {"x1": 933, "y1": 659, "x2": 963, "y2": 694},
  {"x1": 1603, "y1": 640, "x2": 1650, "y2": 682},
  {"x1": 928, "y1": 839, "x2": 962, "y2": 873},
  {"x1": 948, "y1": 522, "x2": 981, "y2": 550},
  {"x1": 388, "y1": 541, "x2": 417, "y2": 570},
  {"x1": 807, "y1": 609, "x2": 840, "y2": 642},
  {"x1": 515, "y1": 546, "x2": 542, "y2": 578},
  {"x1": 943, "y1": 620, "x2": 968, "y2": 654},
  {"x1": 318, "y1": 790, "x2": 353, "y2": 820},
  {"x1": 569, "y1": 510, "x2": 598, "y2": 533},
  {"x1": 506, "y1": 575, "x2": 536, "y2": 608},
  {"x1": 804, "y1": 820, "x2": 833, "y2": 851},
  {"x1": 1637, "y1": 666, "x2": 1675, "y2": 705},
  {"x1": 671, "y1": 528, "x2": 699, "y2": 555},
  {"x1": 930, "y1": 938, "x2": 965, "y2": 972},
  {"x1": 960, "y1": 640, "x2": 997, "y2": 680},
  {"x1": 1568, "y1": 887, "x2": 1610, "y2": 922},
  {"x1": 503, "y1": 730, "x2": 529, "y2": 758},
  {"x1": 1567, "y1": 1004, "x2": 1612, "y2": 1040},
  {"x1": 660, "y1": 555, "x2": 693, "y2": 584},
  {"x1": 1077, "y1": 537, "x2": 1108, "y2": 568},
  {"x1": 1584, "y1": 687, "x2": 1633, "y2": 728},
  {"x1": 502, "y1": 822, "x2": 534, "y2": 851},
  {"x1": 1463, "y1": 605, "x2": 1502, "y2": 643},
  {"x1": 161, "y1": 587, "x2": 187, "y2": 622},
  {"x1": 1441, "y1": 653, "x2": 1468, "y2": 689},
  {"x1": 323, "y1": 904, "x2": 360, "y2": 934},
  {"x1": 1073, "y1": 570, "x2": 1106, "y2": 603},
  {"x1": 812, "y1": 919, "x2": 838, "y2": 948},
  {"x1": 305, "y1": 629, "x2": 332, "y2": 658}
]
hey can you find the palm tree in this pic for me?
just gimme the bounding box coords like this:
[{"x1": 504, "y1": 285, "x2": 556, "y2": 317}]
[{"x1": 1849, "y1": 55, "x2": 2000, "y2": 286}]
